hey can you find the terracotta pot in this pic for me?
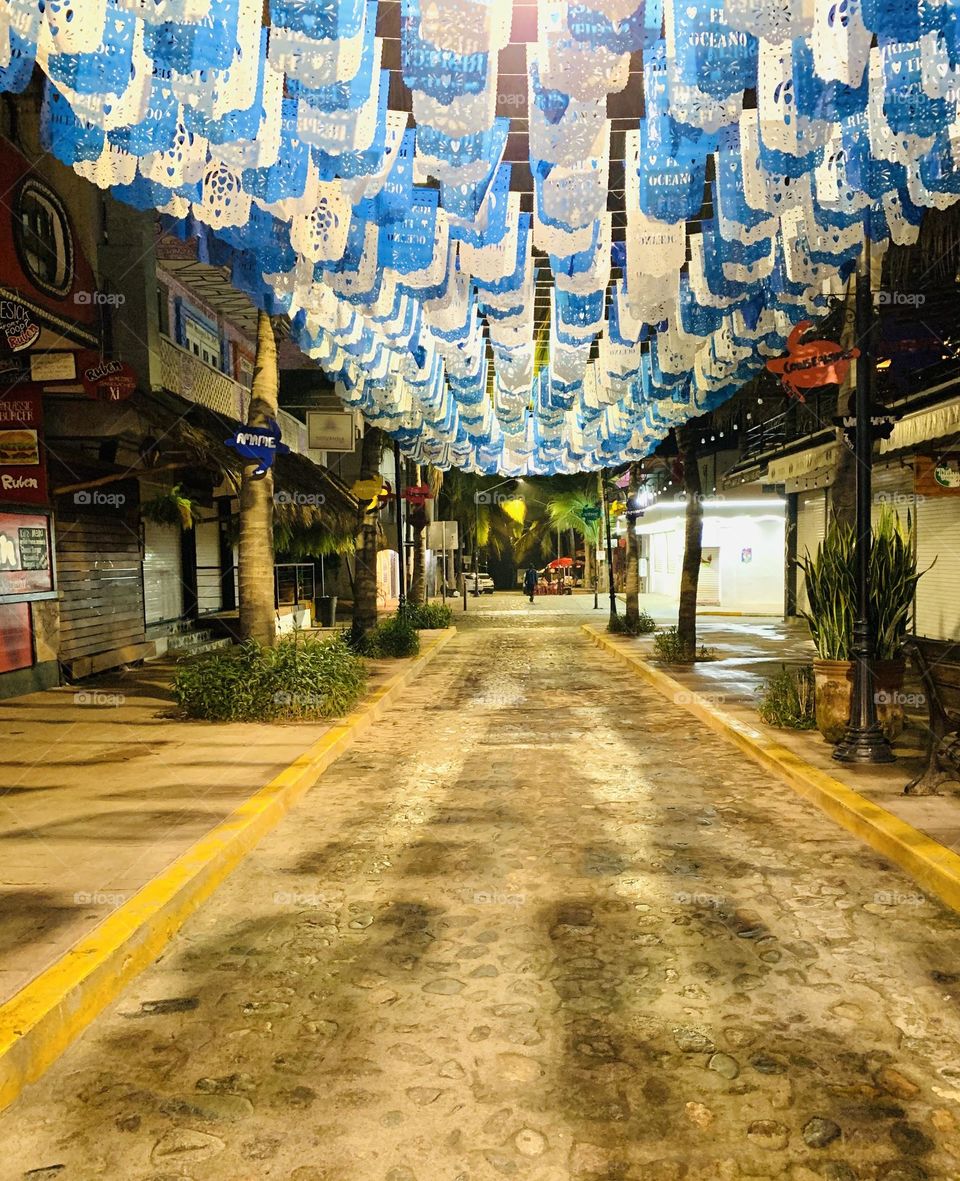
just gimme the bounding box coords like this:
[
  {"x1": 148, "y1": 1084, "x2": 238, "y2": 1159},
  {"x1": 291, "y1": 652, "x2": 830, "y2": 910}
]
[
  {"x1": 813, "y1": 658, "x2": 906, "y2": 744},
  {"x1": 813, "y1": 659, "x2": 854, "y2": 743}
]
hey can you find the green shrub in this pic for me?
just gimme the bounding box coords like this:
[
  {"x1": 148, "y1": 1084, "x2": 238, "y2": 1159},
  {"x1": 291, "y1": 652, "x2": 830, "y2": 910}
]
[
  {"x1": 404, "y1": 602, "x2": 453, "y2": 629},
  {"x1": 652, "y1": 626, "x2": 716, "y2": 663},
  {"x1": 352, "y1": 613, "x2": 421, "y2": 659},
  {"x1": 172, "y1": 634, "x2": 367, "y2": 722},
  {"x1": 608, "y1": 610, "x2": 657, "y2": 636},
  {"x1": 757, "y1": 664, "x2": 816, "y2": 729}
]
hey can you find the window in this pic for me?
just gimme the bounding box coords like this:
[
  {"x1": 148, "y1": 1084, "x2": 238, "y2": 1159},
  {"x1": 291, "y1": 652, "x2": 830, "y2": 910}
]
[{"x1": 14, "y1": 180, "x2": 74, "y2": 299}]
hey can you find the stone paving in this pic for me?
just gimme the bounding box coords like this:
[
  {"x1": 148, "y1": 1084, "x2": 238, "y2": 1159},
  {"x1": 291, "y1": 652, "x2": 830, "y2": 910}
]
[{"x1": 4, "y1": 612, "x2": 960, "y2": 1180}]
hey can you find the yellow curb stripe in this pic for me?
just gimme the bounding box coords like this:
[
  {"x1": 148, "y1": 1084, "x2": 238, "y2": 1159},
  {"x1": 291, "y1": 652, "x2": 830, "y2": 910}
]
[
  {"x1": 0, "y1": 628, "x2": 458, "y2": 1112},
  {"x1": 581, "y1": 624, "x2": 960, "y2": 917}
]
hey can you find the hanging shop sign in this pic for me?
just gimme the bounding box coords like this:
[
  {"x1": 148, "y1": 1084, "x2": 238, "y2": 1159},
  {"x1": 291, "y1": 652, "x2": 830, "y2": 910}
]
[
  {"x1": 403, "y1": 483, "x2": 433, "y2": 508},
  {"x1": 0, "y1": 298, "x2": 40, "y2": 354},
  {"x1": 766, "y1": 322, "x2": 860, "y2": 402},
  {"x1": 0, "y1": 392, "x2": 47, "y2": 505},
  {"x1": 306, "y1": 410, "x2": 356, "y2": 452},
  {"x1": 225, "y1": 419, "x2": 290, "y2": 477},
  {"x1": 80, "y1": 356, "x2": 137, "y2": 401},
  {"x1": 579, "y1": 505, "x2": 602, "y2": 523},
  {"x1": 916, "y1": 455, "x2": 960, "y2": 497},
  {"x1": 0, "y1": 510, "x2": 55, "y2": 603}
]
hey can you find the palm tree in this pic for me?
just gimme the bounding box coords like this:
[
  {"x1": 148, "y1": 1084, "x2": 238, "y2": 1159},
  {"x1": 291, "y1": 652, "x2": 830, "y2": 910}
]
[
  {"x1": 352, "y1": 421, "x2": 382, "y2": 636},
  {"x1": 238, "y1": 311, "x2": 281, "y2": 646},
  {"x1": 675, "y1": 422, "x2": 704, "y2": 659},
  {"x1": 624, "y1": 462, "x2": 641, "y2": 625},
  {"x1": 545, "y1": 484, "x2": 601, "y2": 591},
  {"x1": 410, "y1": 462, "x2": 428, "y2": 605}
]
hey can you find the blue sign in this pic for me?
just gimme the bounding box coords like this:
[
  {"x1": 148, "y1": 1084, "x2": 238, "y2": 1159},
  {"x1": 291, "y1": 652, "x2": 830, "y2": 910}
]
[{"x1": 225, "y1": 418, "x2": 290, "y2": 478}]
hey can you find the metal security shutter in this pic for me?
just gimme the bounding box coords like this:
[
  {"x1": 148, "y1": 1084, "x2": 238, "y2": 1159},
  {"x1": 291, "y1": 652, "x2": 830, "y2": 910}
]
[
  {"x1": 871, "y1": 461, "x2": 914, "y2": 528},
  {"x1": 56, "y1": 510, "x2": 146, "y2": 663},
  {"x1": 194, "y1": 516, "x2": 221, "y2": 615},
  {"x1": 915, "y1": 495, "x2": 960, "y2": 641},
  {"x1": 795, "y1": 489, "x2": 827, "y2": 613},
  {"x1": 143, "y1": 520, "x2": 184, "y2": 625}
]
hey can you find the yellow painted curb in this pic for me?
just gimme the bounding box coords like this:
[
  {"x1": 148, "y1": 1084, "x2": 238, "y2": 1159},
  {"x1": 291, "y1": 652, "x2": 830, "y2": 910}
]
[
  {"x1": 582, "y1": 624, "x2": 960, "y2": 918},
  {"x1": 0, "y1": 627, "x2": 458, "y2": 1112}
]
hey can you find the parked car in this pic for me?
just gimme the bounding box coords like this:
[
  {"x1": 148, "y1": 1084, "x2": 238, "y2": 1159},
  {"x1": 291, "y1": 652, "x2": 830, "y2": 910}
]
[{"x1": 466, "y1": 571, "x2": 495, "y2": 594}]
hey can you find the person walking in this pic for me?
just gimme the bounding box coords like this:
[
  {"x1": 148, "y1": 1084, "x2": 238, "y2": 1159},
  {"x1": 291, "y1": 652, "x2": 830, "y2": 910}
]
[{"x1": 523, "y1": 565, "x2": 538, "y2": 603}]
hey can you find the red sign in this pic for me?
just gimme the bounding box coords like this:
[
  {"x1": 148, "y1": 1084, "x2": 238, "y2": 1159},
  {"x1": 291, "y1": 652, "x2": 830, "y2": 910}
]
[
  {"x1": 0, "y1": 510, "x2": 54, "y2": 600},
  {"x1": 403, "y1": 484, "x2": 433, "y2": 509},
  {"x1": 80, "y1": 357, "x2": 137, "y2": 402},
  {"x1": 0, "y1": 392, "x2": 47, "y2": 504},
  {"x1": 0, "y1": 299, "x2": 40, "y2": 354},
  {"x1": 765, "y1": 321, "x2": 860, "y2": 401}
]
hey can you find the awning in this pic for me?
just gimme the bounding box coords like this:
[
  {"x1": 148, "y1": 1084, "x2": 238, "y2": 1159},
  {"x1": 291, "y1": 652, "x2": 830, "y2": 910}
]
[
  {"x1": 765, "y1": 438, "x2": 843, "y2": 492},
  {"x1": 880, "y1": 396, "x2": 960, "y2": 455},
  {"x1": 133, "y1": 388, "x2": 358, "y2": 546}
]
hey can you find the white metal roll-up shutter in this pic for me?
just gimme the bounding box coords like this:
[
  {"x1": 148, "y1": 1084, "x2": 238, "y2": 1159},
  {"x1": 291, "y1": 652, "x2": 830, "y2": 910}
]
[
  {"x1": 871, "y1": 461, "x2": 914, "y2": 528},
  {"x1": 143, "y1": 520, "x2": 184, "y2": 625},
  {"x1": 915, "y1": 495, "x2": 960, "y2": 641},
  {"x1": 795, "y1": 489, "x2": 827, "y2": 613},
  {"x1": 194, "y1": 517, "x2": 221, "y2": 615}
]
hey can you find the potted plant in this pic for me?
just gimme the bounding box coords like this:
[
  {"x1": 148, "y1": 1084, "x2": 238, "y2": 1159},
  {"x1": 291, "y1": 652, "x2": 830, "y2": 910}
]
[
  {"x1": 797, "y1": 521, "x2": 856, "y2": 742},
  {"x1": 797, "y1": 510, "x2": 928, "y2": 743}
]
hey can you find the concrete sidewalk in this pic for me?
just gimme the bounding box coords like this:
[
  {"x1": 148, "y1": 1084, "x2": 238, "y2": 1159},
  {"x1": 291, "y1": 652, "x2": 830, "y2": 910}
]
[
  {"x1": 0, "y1": 637, "x2": 451, "y2": 1010},
  {"x1": 588, "y1": 616, "x2": 960, "y2": 868}
]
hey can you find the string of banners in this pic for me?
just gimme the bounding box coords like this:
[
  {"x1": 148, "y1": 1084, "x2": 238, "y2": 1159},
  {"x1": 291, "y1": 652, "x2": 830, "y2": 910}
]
[{"x1": 3, "y1": 0, "x2": 955, "y2": 473}]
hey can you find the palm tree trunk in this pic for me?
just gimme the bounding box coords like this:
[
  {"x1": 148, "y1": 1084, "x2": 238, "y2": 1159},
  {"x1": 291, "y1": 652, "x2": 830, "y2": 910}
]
[
  {"x1": 353, "y1": 422, "x2": 382, "y2": 635},
  {"x1": 238, "y1": 311, "x2": 280, "y2": 647},
  {"x1": 584, "y1": 537, "x2": 594, "y2": 594},
  {"x1": 676, "y1": 425, "x2": 703, "y2": 659},
  {"x1": 625, "y1": 462, "x2": 641, "y2": 624},
  {"x1": 410, "y1": 463, "x2": 427, "y2": 605}
]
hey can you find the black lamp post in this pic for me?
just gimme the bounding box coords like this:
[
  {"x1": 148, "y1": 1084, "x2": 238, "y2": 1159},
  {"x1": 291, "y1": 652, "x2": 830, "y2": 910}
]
[{"x1": 834, "y1": 234, "x2": 895, "y2": 765}]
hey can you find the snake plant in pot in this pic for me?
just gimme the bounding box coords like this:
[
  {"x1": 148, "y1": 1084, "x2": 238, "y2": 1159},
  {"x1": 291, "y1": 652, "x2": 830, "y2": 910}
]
[{"x1": 796, "y1": 510, "x2": 928, "y2": 743}]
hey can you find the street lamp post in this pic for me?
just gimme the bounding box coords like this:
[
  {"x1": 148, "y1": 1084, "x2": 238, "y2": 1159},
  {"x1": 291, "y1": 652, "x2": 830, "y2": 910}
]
[{"x1": 834, "y1": 233, "x2": 894, "y2": 765}]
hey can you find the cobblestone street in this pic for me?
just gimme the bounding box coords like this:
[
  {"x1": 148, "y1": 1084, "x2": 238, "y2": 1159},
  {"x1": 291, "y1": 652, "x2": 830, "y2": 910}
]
[{"x1": 5, "y1": 612, "x2": 960, "y2": 1181}]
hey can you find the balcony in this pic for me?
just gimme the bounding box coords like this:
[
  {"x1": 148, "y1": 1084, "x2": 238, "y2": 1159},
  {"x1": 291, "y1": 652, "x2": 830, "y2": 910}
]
[{"x1": 159, "y1": 335, "x2": 311, "y2": 458}]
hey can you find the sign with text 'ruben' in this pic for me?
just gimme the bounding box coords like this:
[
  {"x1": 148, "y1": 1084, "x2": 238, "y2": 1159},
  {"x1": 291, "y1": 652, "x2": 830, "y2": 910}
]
[
  {"x1": 0, "y1": 392, "x2": 47, "y2": 504},
  {"x1": 307, "y1": 410, "x2": 355, "y2": 453}
]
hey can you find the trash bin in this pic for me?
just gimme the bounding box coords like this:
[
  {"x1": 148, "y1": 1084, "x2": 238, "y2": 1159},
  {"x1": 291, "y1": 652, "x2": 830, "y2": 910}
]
[{"x1": 317, "y1": 595, "x2": 337, "y2": 627}]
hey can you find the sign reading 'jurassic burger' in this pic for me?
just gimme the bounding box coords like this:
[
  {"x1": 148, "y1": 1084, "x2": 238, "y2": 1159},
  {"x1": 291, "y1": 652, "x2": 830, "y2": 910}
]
[{"x1": 0, "y1": 393, "x2": 47, "y2": 505}]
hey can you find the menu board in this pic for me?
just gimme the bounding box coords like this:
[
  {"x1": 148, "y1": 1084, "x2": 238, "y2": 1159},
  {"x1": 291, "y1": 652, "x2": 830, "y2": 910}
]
[{"x1": 0, "y1": 511, "x2": 55, "y2": 600}]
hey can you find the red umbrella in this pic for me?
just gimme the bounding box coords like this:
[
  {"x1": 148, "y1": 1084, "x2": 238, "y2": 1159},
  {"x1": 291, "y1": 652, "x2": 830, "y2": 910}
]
[{"x1": 547, "y1": 557, "x2": 574, "y2": 569}]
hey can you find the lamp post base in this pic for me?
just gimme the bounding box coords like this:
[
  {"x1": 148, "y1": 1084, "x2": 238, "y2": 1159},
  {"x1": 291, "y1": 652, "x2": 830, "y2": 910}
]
[{"x1": 833, "y1": 723, "x2": 895, "y2": 764}]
